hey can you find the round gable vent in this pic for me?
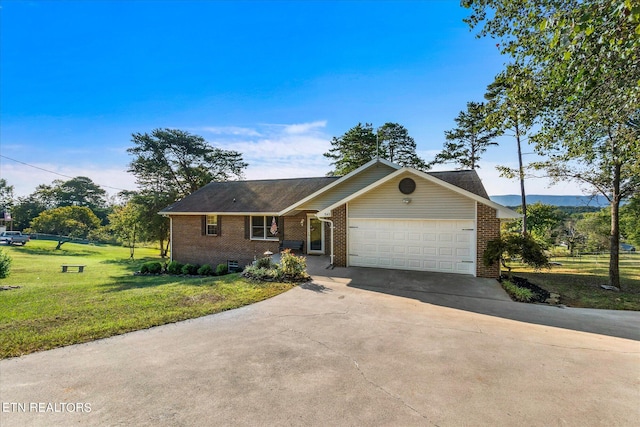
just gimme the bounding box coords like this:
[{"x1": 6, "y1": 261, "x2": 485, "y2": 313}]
[{"x1": 399, "y1": 177, "x2": 416, "y2": 195}]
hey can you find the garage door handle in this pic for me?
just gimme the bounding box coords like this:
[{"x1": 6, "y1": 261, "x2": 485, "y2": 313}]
[
  {"x1": 349, "y1": 226, "x2": 358, "y2": 229},
  {"x1": 462, "y1": 228, "x2": 475, "y2": 231},
  {"x1": 461, "y1": 260, "x2": 474, "y2": 263}
]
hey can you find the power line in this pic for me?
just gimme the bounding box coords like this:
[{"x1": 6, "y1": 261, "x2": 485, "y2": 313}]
[{"x1": 0, "y1": 154, "x2": 129, "y2": 192}]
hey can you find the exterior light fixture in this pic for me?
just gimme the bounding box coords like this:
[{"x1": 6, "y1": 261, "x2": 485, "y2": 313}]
[{"x1": 402, "y1": 198, "x2": 412, "y2": 204}]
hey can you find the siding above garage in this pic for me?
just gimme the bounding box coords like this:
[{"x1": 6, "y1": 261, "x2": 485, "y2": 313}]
[
  {"x1": 348, "y1": 173, "x2": 475, "y2": 220},
  {"x1": 297, "y1": 162, "x2": 397, "y2": 211}
]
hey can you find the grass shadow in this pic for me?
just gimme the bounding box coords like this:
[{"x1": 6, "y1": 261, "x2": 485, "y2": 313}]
[
  {"x1": 10, "y1": 245, "x2": 95, "y2": 257},
  {"x1": 100, "y1": 273, "x2": 235, "y2": 292},
  {"x1": 100, "y1": 257, "x2": 166, "y2": 273}
]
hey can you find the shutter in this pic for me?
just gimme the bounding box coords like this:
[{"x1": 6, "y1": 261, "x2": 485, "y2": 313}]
[
  {"x1": 201, "y1": 215, "x2": 206, "y2": 236},
  {"x1": 217, "y1": 215, "x2": 222, "y2": 236},
  {"x1": 244, "y1": 216, "x2": 250, "y2": 239}
]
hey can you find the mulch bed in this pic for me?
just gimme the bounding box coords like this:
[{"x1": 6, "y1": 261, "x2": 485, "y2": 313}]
[{"x1": 500, "y1": 275, "x2": 551, "y2": 303}]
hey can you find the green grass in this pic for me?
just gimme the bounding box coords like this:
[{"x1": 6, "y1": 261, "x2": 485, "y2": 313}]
[
  {"x1": 0, "y1": 241, "x2": 294, "y2": 358},
  {"x1": 507, "y1": 252, "x2": 640, "y2": 310}
]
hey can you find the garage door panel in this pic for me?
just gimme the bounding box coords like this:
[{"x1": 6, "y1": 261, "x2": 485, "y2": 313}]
[
  {"x1": 378, "y1": 231, "x2": 391, "y2": 240},
  {"x1": 407, "y1": 246, "x2": 422, "y2": 255},
  {"x1": 407, "y1": 233, "x2": 421, "y2": 241},
  {"x1": 439, "y1": 247, "x2": 453, "y2": 256},
  {"x1": 349, "y1": 219, "x2": 475, "y2": 275},
  {"x1": 393, "y1": 232, "x2": 405, "y2": 241},
  {"x1": 424, "y1": 247, "x2": 437, "y2": 256},
  {"x1": 424, "y1": 233, "x2": 437, "y2": 241},
  {"x1": 456, "y1": 248, "x2": 471, "y2": 257},
  {"x1": 438, "y1": 233, "x2": 453, "y2": 242},
  {"x1": 456, "y1": 234, "x2": 470, "y2": 243}
]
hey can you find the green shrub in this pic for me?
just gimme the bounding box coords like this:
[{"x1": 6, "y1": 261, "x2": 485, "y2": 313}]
[
  {"x1": 279, "y1": 249, "x2": 309, "y2": 281},
  {"x1": 197, "y1": 264, "x2": 214, "y2": 276},
  {"x1": 0, "y1": 249, "x2": 11, "y2": 279},
  {"x1": 167, "y1": 261, "x2": 184, "y2": 275},
  {"x1": 215, "y1": 263, "x2": 228, "y2": 276},
  {"x1": 501, "y1": 280, "x2": 535, "y2": 303},
  {"x1": 140, "y1": 261, "x2": 162, "y2": 274},
  {"x1": 182, "y1": 263, "x2": 199, "y2": 275},
  {"x1": 255, "y1": 257, "x2": 275, "y2": 269},
  {"x1": 242, "y1": 265, "x2": 282, "y2": 282},
  {"x1": 484, "y1": 233, "x2": 550, "y2": 273}
]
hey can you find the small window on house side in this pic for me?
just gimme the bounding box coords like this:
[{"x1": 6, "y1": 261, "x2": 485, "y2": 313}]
[
  {"x1": 250, "y1": 215, "x2": 279, "y2": 240},
  {"x1": 206, "y1": 215, "x2": 218, "y2": 236}
]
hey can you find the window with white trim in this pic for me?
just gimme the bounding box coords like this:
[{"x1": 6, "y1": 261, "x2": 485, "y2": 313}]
[
  {"x1": 206, "y1": 215, "x2": 218, "y2": 236},
  {"x1": 251, "y1": 215, "x2": 279, "y2": 240}
]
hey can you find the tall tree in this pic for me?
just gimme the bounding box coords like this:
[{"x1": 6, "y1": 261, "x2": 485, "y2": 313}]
[
  {"x1": 377, "y1": 122, "x2": 428, "y2": 171},
  {"x1": 431, "y1": 101, "x2": 501, "y2": 170},
  {"x1": 464, "y1": 0, "x2": 640, "y2": 288},
  {"x1": 484, "y1": 65, "x2": 540, "y2": 235},
  {"x1": 324, "y1": 122, "x2": 428, "y2": 175},
  {"x1": 109, "y1": 201, "x2": 144, "y2": 260},
  {"x1": 51, "y1": 176, "x2": 109, "y2": 223},
  {"x1": 30, "y1": 206, "x2": 101, "y2": 248},
  {"x1": 127, "y1": 128, "x2": 247, "y2": 256},
  {"x1": 324, "y1": 123, "x2": 378, "y2": 176},
  {"x1": 128, "y1": 128, "x2": 247, "y2": 197}
]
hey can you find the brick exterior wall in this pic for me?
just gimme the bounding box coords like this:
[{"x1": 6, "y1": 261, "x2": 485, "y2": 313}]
[
  {"x1": 171, "y1": 202, "x2": 500, "y2": 277},
  {"x1": 171, "y1": 212, "x2": 317, "y2": 268},
  {"x1": 476, "y1": 203, "x2": 501, "y2": 278},
  {"x1": 331, "y1": 204, "x2": 347, "y2": 267}
]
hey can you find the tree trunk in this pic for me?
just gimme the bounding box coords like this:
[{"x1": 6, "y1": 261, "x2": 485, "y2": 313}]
[
  {"x1": 159, "y1": 236, "x2": 165, "y2": 258},
  {"x1": 609, "y1": 163, "x2": 622, "y2": 289},
  {"x1": 163, "y1": 237, "x2": 170, "y2": 259},
  {"x1": 515, "y1": 121, "x2": 527, "y2": 235}
]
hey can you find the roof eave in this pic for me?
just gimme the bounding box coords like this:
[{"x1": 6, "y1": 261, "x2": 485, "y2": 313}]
[{"x1": 160, "y1": 211, "x2": 281, "y2": 216}]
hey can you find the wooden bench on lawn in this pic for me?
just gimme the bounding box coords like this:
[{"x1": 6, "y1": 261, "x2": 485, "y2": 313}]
[{"x1": 61, "y1": 265, "x2": 86, "y2": 273}]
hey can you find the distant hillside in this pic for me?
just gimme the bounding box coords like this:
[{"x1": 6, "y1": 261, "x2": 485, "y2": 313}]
[{"x1": 490, "y1": 194, "x2": 609, "y2": 207}]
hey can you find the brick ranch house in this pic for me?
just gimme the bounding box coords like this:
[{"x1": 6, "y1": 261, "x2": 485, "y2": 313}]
[{"x1": 160, "y1": 159, "x2": 519, "y2": 278}]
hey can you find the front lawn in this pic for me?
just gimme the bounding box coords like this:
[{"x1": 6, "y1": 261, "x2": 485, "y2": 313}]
[
  {"x1": 507, "y1": 252, "x2": 640, "y2": 310},
  {"x1": 0, "y1": 241, "x2": 294, "y2": 358}
]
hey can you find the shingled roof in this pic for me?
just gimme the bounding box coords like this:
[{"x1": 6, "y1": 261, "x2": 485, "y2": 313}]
[
  {"x1": 160, "y1": 167, "x2": 491, "y2": 215},
  {"x1": 427, "y1": 170, "x2": 490, "y2": 199},
  {"x1": 160, "y1": 176, "x2": 340, "y2": 214}
]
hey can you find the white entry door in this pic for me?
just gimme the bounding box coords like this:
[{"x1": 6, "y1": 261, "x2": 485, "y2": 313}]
[{"x1": 307, "y1": 215, "x2": 325, "y2": 254}]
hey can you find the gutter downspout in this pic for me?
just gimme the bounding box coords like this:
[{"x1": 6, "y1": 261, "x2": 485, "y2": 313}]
[{"x1": 315, "y1": 217, "x2": 334, "y2": 269}]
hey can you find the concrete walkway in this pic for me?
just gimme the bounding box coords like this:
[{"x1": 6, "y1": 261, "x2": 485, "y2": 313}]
[{"x1": 1, "y1": 264, "x2": 639, "y2": 426}]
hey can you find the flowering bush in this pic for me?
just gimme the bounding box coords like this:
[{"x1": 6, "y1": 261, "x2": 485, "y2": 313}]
[{"x1": 243, "y1": 249, "x2": 309, "y2": 283}]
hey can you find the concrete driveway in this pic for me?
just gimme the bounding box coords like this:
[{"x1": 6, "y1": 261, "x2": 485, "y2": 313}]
[{"x1": 1, "y1": 265, "x2": 639, "y2": 426}]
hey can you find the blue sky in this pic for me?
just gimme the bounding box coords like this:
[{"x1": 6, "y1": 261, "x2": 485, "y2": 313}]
[{"x1": 0, "y1": 0, "x2": 577, "y2": 197}]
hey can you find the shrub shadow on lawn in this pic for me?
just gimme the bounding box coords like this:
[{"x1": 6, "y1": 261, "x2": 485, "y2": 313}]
[
  {"x1": 100, "y1": 257, "x2": 164, "y2": 273},
  {"x1": 100, "y1": 274, "x2": 223, "y2": 292},
  {"x1": 14, "y1": 246, "x2": 94, "y2": 257}
]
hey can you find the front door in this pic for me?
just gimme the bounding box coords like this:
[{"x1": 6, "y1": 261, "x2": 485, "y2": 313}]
[{"x1": 307, "y1": 215, "x2": 325, "y2": 254}]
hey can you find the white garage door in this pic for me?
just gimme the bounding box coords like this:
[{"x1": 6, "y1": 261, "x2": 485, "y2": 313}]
[{"x1": 348, "y1": 219, "x2": 476, "y2": 275}]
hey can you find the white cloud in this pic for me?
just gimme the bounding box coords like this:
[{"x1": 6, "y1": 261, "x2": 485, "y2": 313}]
[
  {"x1": 281, "y1": 120, "x2": 327, "y2": 135},
  {"x1": 198, "y1": 126, "x2": 262, "y2": 137},
  {"x1": 204, "y1": 121, "x2": 333, "y2": 179}
]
